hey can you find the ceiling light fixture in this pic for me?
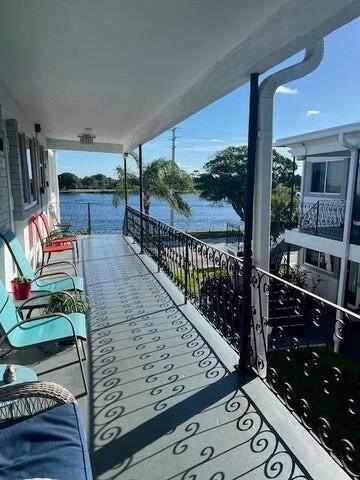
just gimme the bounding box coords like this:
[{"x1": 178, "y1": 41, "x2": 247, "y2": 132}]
[{"x1": 78, "y1": 128, "x2": 96, "y2": 145}]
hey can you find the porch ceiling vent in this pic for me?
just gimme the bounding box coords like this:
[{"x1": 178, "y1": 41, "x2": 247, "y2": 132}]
[{"x1": 78, "y1": 128, "x2": 96, "y2": 145}]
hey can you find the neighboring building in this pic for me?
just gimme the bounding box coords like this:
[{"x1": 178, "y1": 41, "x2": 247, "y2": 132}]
[{"x1": 276, "y1": 123, "x2": 360, "y2": 309}]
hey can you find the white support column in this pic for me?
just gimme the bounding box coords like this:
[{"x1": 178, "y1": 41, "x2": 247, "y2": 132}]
[
  {"x1": 337, "y1": 146, "x2": 358, "y2": 306},
  {"x1": 334, "y1": 135, "x2": 359, "y2": 351}
]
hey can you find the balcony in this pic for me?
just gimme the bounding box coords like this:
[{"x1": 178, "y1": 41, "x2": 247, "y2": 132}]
[
  {"x1": 298, "y1": 200, "x2": 346, "y2": 241},
  {"x1": 4, "y1": 207, "x2": 360, "y2": 479},
  {"x1": 298, "y1": 200, "x2": 345, "y2": 241}
]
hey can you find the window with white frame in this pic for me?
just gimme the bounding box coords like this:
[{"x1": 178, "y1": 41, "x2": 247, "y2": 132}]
[
  {"x1": 304, "y1": 248, "x2": 335, "y2": 273},
  {"x1": 310, "y1": 160, "x2": 343, "y2": 194},
  {"x1": 19, "y1": 133, "x2": 37, "y2": 205},
  {"x1": 39, "y1": 145, "x2": 46, "y2": 192}
]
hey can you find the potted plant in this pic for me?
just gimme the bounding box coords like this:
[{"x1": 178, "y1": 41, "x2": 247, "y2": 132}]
[
  {"x1": 46, "y1": 292, "x2": 90, "y2": 315},
  {"x1": 11, "y1": 275, "x2": 32, "y2": 300}
]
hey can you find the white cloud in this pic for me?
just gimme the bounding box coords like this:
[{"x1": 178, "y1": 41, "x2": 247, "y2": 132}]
[
  {"x1": 276, "y1": 85, "x2": 298, "y2": 95},
  {"x1": 211, "y1": 138, "x2": 221, "y2": 143},
  {"x1": 306, "y1": 110, "x2": 321, "y2": 116}
]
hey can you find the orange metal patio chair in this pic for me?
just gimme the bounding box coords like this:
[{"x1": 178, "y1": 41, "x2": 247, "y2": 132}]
[
  {"x1": 40, "y1": 211, "x2": 79, "y2": 258},
  {"x1": 31, "y1": 216, "x2": 75, "y2": 267}
]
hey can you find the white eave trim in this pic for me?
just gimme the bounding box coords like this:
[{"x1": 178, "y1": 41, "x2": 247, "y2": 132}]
[
  {"x1": 123, "y1": 0, "x2": 360, "y2": 151},
  {"x1": 46, "y1": 138, "x2": 123, "y2": 154},
  {"x1": 275, "y1": 122, "x2": 360, "y2": 148}
]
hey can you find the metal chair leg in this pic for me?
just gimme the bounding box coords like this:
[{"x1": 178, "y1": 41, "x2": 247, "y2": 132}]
[
  {"x1": 74, "y1": 338, "x2": 88, "y2": 395},
  {"x1": 81, "y1": 340, "x2": 86, "y2": 361},
  {"x1": 0, "y1": 348, "x2": 12, "y2": 359}
]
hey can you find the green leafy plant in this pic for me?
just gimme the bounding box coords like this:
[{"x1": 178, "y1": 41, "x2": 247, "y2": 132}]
[
  {"x1": 196, "y1": 145, "x2": 300, "y2": 241},
  {"x1": 12, "y1": 275, "x2": 31, "y2": 284},
  {"x1": 49, "y1": 230, "x2": 64, "y2": 240},
  {"x1": 279, "y1": 264, "x2": 323, "y2": 293},
  {"x1": 46, "y1": 292, "x2": 90, "y2": 315},
  {"x1": 114, "y1": 153, "x2": 194, "y2": 217}
]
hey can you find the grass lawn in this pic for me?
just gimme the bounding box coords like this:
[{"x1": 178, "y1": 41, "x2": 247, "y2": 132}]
[{"x1": 173, "y1": 266, "x2": 229, "y2": 294}]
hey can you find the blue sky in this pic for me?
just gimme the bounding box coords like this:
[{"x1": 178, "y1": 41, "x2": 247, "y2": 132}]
[{"x1": 58, "y1": 17, "x2": 360, "y2": 177}]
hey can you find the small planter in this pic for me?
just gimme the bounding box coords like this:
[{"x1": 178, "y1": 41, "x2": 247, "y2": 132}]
[{"x1": 11, "y1": 278, "x2": 32, "y2": 300}]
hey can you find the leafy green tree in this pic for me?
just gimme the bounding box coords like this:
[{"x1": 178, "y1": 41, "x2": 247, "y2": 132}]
[
  {"x1": 92, "y1": 173, "x2": 107, "y2": 188},
  {"x1": 81, "y1": 176, "x2": 95, "y2": 188},
  {"x1": 272, "y1": 150, "x2": 301, "y2": 190},
  {"x1": 196, "y1": 146, "x2": 248, "y2": 219},
  {"x1": 114, "y1": 154, "x2": 193, "y2": 217},
  {"x1": 271, "y1": 184, "x2": 299, "y2": 242},
  {"x1": 196, "y1": 145, "x2": 300, "y2": 240},
  {"x1": 58, "y1": 172, "x2": 81, "y2": 190}
]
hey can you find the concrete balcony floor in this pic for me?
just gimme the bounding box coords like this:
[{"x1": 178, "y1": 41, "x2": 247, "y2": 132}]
[{"x1": 4, "y1": 235, "x2": 351, "y2": 480}]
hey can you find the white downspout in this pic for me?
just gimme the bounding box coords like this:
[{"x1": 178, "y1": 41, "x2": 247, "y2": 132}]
[
  {"x1": 253, "y1": 40, "x2": 324, "y2": 270},
  {"x1": 334, "y1": 134, "x2": 359, "y2": 351},
  {"x1": 251, "y1": 40, "x2": 324, "y2": 374}
]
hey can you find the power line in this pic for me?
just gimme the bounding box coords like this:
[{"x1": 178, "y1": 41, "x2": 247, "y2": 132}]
[{"x1": 169, "y1": 127, "x2": 178, "y2": 226}]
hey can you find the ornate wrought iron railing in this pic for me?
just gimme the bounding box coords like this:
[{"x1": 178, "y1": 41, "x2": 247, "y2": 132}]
[
  {"x1": 225, "y1": 221, "x2": 244, "y2": 254},
  {"x1": 125, "y1": 205, "x2": 244, "y2": 351},
  {"x1": 299, "y1": 199, "x2": 346, "y2": 240},
  {"x1": 124, "y1": 205, "x2": 360, "y2": 478}
]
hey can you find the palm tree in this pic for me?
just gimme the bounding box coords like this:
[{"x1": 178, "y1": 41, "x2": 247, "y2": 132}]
[{"x1": 114, "y1": 152, "x2": 193, "y2": 218}]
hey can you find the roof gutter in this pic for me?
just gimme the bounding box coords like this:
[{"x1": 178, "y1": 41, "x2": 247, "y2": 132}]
[{"x1": 253, "y1": 39, "x2": 324, "y2": 269}]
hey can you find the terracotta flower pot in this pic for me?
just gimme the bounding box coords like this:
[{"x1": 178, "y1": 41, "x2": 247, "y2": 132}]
[{"x1": 11, "y1": 280, "x2": 32, "y2": 300}]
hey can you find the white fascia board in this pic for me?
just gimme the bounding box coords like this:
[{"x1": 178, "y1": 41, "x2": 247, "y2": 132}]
[
  {"x1": 124, "y1": 0, "x2": 360, "y2": 151},
  {"x1": 275, "y1": 123, "x2": 360, "y2": 148},
  {"x1": 294, "y1": 138, "x2": 352, "y2": 157},
  {"x1": 284, "y1": 229, "x2": 345, "y2": 258},
  {"x1": 47, "y1": 138, "x2": 123, "y2": 154},
  {"x1": 279, "y1": 132, "x2": 360, "y2": 158}
]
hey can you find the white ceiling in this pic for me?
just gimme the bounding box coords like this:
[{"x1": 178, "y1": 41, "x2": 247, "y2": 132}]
[{"x1": 0, "y1": 0, "x2": 359, "y2": 152}]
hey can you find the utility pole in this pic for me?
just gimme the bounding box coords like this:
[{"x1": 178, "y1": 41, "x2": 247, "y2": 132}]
[{"x1": 170, "y1": 127, "x2": 177, "y2": 226}]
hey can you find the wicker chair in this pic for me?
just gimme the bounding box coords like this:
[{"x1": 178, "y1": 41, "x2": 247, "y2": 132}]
[
  {"x1": 0, "y1": 381, "x2": 75, "y2": 423},
  {"x1": 0, "y1": 382, "x2": 93, "y2": 479}
]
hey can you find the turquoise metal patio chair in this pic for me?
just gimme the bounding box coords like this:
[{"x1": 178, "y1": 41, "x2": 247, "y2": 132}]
[
  {"x1": 0, "y1": 283, "x2": 88, "y2": 393},
  {"x1": 0, "y1": 229, "x2": 84, "y2": 293}
]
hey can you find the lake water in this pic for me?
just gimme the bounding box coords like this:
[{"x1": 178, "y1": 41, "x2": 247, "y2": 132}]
[{"x1": 59, "y1": 193, "x2": 242, "y2": 234}]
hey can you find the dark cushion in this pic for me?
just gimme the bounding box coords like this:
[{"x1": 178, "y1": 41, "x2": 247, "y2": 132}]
[{"x1": 0, "y1": 403, "x2": 93, "y2": 480}]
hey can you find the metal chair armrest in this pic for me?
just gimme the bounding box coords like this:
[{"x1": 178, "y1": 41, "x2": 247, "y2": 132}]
[
  {"x1": 35, "y1": 260, "x2": 77, "y2": 276},
  {"x1": 33, "y1": 271, "x2": 77, "y2": 292},
  {"x1": 0, "y1": 312, "x2": 78, "y2": 350}
]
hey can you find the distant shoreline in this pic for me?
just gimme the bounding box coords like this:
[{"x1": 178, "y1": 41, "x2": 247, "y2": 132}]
[{"x1": 60, "y1": 189, "x2": 116, "y2": 193}]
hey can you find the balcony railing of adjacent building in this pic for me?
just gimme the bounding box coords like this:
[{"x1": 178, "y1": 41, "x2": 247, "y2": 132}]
[
  {"x1": 298, "y1": 199, "x2": 346, "y2": 241},
  {"x1": 124, "y1": 205, "x2": 360, "y2": 479}
]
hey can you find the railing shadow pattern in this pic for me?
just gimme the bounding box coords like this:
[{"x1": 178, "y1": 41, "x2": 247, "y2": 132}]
[
  {"x1": 84, "y1": 235, "x2": 309, "y2": 479},
  {"x1": 125, "y1": 206, "x2": 243, "y2": 353},
  {"x1": 125, "y1": 206, "x2": 360, "y2": 479}
]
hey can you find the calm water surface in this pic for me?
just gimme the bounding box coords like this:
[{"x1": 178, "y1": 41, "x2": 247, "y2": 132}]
[{"x1": 60, "y1": 193, "x2": 242, "y2": 234}]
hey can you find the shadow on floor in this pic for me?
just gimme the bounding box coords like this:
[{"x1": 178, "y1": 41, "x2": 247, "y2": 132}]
[{"x1": 83, "y1": 236, "x2": 310, "y2": 480}]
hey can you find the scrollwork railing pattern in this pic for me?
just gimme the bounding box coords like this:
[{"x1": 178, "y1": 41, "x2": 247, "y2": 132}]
[
  {"x1": 299, "y1": 200, "x2": 345, "y2": 240},
  {"x1": 125, "y1": 205, "x2": 360, "y2": 479},
  {"x1": 125, "y1": 206, "x2": 243, "y2": 352},
  {"x1": 251, "y1": 268, "x2": 360, "y2": 478}
]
